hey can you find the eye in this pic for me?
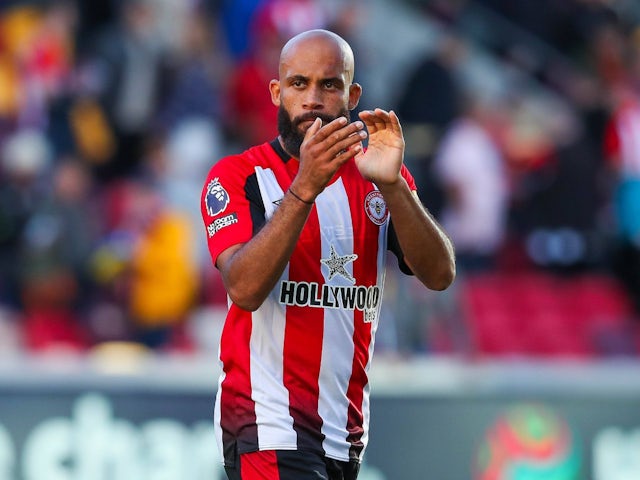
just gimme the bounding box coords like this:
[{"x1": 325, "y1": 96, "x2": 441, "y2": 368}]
[
  {"x1": 324, "y1": 80, "x2": 336, "y2": 89},
  {"x1": 292, "y1": 79, "x2": 305, "y2": 88}
]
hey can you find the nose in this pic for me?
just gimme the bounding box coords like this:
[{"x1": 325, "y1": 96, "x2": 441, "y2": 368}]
[{"x1": 302, "y1": 85, "x2": 323, "y2": 110}]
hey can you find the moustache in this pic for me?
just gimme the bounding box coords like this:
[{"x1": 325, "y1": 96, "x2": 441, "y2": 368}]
[{"x1": 293, "y1": 112, "x2": 342, "y2": 128}]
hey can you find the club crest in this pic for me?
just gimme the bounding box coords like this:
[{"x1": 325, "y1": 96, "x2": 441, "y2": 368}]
[
  {"x1": 364, "y1": 190, "x2": 388, "y2": 225},
  {"x1": 205, "y1": 178, "x2": 230, "y2": 217}
]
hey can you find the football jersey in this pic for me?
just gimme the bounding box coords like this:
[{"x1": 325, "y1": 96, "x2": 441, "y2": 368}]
[{"x1": 200, "y1": 139, "x2": 416, "y2": 466}]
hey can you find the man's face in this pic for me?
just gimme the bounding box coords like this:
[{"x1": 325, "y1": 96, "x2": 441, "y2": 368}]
[{"x1": 270, "y1": 36, "x2": 361, "y2": 158}]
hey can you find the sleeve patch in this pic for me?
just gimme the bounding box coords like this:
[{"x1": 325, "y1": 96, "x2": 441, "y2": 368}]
[
  {"x1": 207, "y1": 212, "x2": 239, "y2": 237},
  {"x1": 204, "y1": 178, "x2": 230, "y2": 216}
]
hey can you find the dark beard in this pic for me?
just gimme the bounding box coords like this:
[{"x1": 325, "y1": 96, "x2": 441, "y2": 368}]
[{"x1": 277, "y1": 106, "x2": 351, "y2": 158}]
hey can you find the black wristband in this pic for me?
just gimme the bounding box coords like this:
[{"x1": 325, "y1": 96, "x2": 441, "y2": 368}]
[{"x1": 288, "y1": 187, "x2": 314, "y2": 205}]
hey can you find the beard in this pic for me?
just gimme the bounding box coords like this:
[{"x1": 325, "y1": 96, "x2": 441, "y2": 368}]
[{"x1": 277, "y1": 105, "x2": 351, "y2": 158}]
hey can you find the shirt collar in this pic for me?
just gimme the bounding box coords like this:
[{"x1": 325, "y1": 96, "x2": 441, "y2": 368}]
[{"x1": 270, "y1": 138, "x2": 292, "y2": 163}]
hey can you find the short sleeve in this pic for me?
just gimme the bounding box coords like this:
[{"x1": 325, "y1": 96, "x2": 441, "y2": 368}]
[{"x1": 200, "y1": 156, "x2": 255, "y2": 267}]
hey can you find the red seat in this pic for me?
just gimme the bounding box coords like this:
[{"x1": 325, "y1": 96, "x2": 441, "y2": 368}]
[{"x1": 460, "y1": 271, "x2": 635, "y2": 357}]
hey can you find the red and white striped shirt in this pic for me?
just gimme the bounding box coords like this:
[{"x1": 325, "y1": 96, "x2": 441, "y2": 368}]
[{"x1": 201, "y1": 140, "x2": 415, "y2": 465}]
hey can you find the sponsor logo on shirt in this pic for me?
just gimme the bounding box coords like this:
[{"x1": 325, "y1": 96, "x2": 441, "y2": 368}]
[
  {"x1": 364, "y1": 190, "x2": 388, "y2": 225},
  {"x1": 204, "y1": 178, "x2": 230, "y2": 216},
  {"x1": 207, "y1": 213, "x2": 238, "y2": 237},
  {"x1": 279, "y1": 281, "x2": 380, "y2": 323},
  {"x1": 278, "y1": 244, "x2": 378, "y2": 322},
  {"x1": 320, "y1": 245, "x2": 358, "y2": 284}
]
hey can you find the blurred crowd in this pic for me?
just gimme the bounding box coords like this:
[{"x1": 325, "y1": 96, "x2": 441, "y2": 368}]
[{"x1": 1, "y1": 0, "x2": 640, "y2": 358}]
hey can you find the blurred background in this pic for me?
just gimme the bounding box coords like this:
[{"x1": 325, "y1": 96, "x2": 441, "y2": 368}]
[{"x1": 1, "y1": 0, "x2": 640, "y2": 478}]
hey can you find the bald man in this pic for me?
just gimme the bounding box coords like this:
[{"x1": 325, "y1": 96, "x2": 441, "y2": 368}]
[{"x1": 201, "y1": 29, "x2": 455, "y2": 480}]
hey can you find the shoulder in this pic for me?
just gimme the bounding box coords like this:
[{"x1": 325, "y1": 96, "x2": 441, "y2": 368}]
[{"x1": 205, "y1": 143, "x2": 275, "y2": 181}]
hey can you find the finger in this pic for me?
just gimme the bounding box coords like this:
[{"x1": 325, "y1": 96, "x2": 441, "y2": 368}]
[
  {"x1": 331, "y1": 141, "x2": 363, "y2": 166},
  {"x1": 316, "y1": 120, "x2": 365, "y2": 150},
  {"x1": 389, "y1": 110, "x2": 403, "y2": 136},
  {"x1": 325, "y1": 129, "x2": 367, "y2": 158},
  {"x1": 312, "y1": 116, "x2": 350, "y2": 142},
  {"x1": 359, "y1": 109, "x2": 388, "y2": 133},
  {"x1": 358, "y1": 110, "x2": 380, "y2": 134},
  {"x1": 351, "y1": 140, "x2": 365, "y2": 160},
  {"x1": 304, "y1": 117, "x2": 323, "y2": 141},
  {"x1": 373, "y1": 108, "x2": 392, "y2": 129}
]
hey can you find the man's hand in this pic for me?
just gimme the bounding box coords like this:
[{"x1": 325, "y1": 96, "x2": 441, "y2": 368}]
[
  {"x1": 291, "y1": 117, "x2": 367, "y2": 202},
  {"x1": 355, "y1": 109, "x2": 405, "y2": 187}
]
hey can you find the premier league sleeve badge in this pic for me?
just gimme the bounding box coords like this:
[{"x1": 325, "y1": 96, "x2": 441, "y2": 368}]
[{"x1": 205, "y1": 178, "x2": 230, "y2": 217}]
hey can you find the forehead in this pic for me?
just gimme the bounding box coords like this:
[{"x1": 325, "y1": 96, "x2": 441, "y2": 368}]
[{"x1": 280, "y1": 37, "x2": 351, "y2": 80}]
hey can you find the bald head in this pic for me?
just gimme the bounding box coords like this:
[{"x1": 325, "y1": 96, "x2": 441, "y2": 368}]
[
  {"x1": 279, "y1": 29, "x2": 355, "y2": 82},
  {"x1": 269, "y1": 29, "x2": 362, "y2": 157}
]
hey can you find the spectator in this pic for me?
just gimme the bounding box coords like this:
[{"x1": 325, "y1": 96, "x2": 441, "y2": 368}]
[
  {"x1": 1, "y1": 134, "x2": 94, "y2": 353},
  {"x1": 19, "y1": 157, "x2": 99, "y2": 306},
  {"x1": 0, "y1": 1, "x2": 77, "y2": 132},
  {"x1": 604, "y1": 85, "x2": 640, "y2": 314},
  {"x1": 20, "y1": 266, "x2": 90, "y2": 353},
  {"x1": 91, "y1": 178, "x2": 199, "y2": 350},
  {"x1": 219, "y1": 0, "x2": 265, "y2": 60},
  {"x1": 0, "y1": 129, "x2": 52, "y2": 307},
  {"x1": 397, "y1": 31, "x2": 465, "y2": 147},
  {"x1": 222, "y1": 0, "x2": 327, "y2": 148},
  {"x1": 433, "y1": 94, "x2": 509, "y2": 272},
  {"x1": 153, "y1": 4, "x2": 228, "y2": 263},
  {"x1": 157, "y1": 5, "x2": 229, "y2": 133},
  {"x1": 84, "y1": 0, "x2": 172, "y2": 180},
  {"x1": 396, "y1": 31, "x2": 466, "y2": 215},
  {"x1": 161, "y1": 119, "x2": 224, "y2": 266}
]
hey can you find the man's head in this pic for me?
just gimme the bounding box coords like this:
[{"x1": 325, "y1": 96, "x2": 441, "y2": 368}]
[{"x1": 269, "y1": 29, "x2": 362, "y2": 158}]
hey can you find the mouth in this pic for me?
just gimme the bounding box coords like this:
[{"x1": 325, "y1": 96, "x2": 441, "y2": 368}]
[
  {"x1": 295, "y1": 113, "x2": 330, "y2": 130},
  {"x1": 298, "y1": 119, "x2": 316, "y2": 130}
]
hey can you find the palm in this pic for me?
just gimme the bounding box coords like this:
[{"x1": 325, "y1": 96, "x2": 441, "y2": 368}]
[{"x1": 355, "y1": 109, "x2": 405, "y2": 186}]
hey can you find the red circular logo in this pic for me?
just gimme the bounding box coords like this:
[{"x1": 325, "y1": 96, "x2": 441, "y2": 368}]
[{"x1": 364, "y1": 191, "x2": 388, "y2": 225}]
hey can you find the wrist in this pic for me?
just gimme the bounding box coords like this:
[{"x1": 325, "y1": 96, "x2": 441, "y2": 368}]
[
  {"x1": 288, "y1": 186, "x2": 315, "y2": 205},
  {"x1": 376, "y1": 174, "x2": 405, "y2": 193}
]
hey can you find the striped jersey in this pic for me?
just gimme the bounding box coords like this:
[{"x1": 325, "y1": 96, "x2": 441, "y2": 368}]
[{"x1": 201, "y1": 139, "x2": 416, "y2": 466}]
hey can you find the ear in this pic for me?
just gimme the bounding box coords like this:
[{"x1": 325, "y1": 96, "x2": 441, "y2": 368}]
[
  {"x1": 269, "y1": 79, "x2": 281, "y2": 107},
  {"x1": 348, "y1": 83, "x2": 362, "y2": 110}
]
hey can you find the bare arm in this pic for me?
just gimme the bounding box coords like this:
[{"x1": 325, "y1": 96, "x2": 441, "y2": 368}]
[
  {"x1": 379, "y1": 179, "x2": 456, "y2": 290},
  {"x1": 357, "y1": 109, "x2": 456, "y2": 290},
  {"x1": 217, "y1": 116, "x2": 367, "y2": 311},
  {"x1": 216, "y1": 190, "x2": 313, "y2": 311}
]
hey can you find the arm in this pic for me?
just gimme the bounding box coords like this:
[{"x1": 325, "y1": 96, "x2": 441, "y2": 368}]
[
  {"x1": 357, "y1": 109, "x2": 456, "y2": 290},
  {"x1": 216, "y1": 189, "x2": 313, "y2": 311},
  {"x1": 217, "y1": 117, "x2": 367, "y2": 311},
  {"x1": 379, "y1": 178, "x2": 456, "y2": 290}
]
